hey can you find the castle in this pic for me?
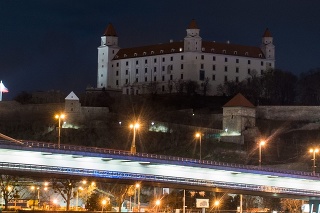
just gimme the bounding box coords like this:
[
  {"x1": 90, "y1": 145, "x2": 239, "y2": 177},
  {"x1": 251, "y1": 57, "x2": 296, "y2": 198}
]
[{"x1": 96, "y1": 20, "x2": 275, "y2": 95}]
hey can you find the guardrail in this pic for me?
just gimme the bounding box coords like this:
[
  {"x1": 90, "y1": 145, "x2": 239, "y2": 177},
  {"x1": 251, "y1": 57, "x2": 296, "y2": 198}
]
[
  {"x1": 0, "y1": 139, "x2": 317, "y2": 178},
  {"x1": 0, "y1": 161, "x2": 319, "y2": 197}
]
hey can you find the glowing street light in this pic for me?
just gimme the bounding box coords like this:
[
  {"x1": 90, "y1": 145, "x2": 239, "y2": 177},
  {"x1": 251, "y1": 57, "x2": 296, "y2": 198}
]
[
  {"x1": 195, "y1": 132, "x2": 202, "y2": 161},
  {"x1": 134, "y1": 183, "x2": 141, "y2": 212},
  {"x1": 55, "y1": 113, "x2": 65, "y2": 148},
  {"x1": 129, "y1": 122, "x2": 140, "y2": 154},
  {"x1": 259, "y1": 140, "x2": 266, "y2": 168},
  {"x1": 155, "y1": 199, "x2": 161, "y2": 213},
  {"x1": 101, "y1": 199, "x2": 107, "y2": 212},
  {"x1": 309, "y1": 148, "x2": 319, "y2": 175}
]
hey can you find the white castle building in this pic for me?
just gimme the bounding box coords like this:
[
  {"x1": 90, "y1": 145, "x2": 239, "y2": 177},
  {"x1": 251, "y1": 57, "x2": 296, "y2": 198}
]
[{"x1": 97, "y1": 20, "x2": 275, "y2": 95}]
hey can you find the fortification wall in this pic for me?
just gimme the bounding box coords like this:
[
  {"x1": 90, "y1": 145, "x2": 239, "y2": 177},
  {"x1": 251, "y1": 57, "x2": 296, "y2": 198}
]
[{"x1": 256, "y1": 106, "x2": 320, "y2": 121}]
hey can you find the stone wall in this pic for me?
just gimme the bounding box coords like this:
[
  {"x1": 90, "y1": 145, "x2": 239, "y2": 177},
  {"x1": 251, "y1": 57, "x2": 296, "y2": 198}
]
[{"x1": 256, "y1": 106, "x2": 320, "y2": 121}]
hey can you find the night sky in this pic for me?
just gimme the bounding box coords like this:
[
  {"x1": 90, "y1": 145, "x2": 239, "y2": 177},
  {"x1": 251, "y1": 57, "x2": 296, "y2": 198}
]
[{"x1": 1, "y1": 0, "x2": 320, "y2": 100}]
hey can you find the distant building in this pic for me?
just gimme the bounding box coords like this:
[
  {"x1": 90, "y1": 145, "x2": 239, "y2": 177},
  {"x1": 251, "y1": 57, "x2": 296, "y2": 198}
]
[{"x1": 96, "y1": 20, "x2": 275, "y2": 95}]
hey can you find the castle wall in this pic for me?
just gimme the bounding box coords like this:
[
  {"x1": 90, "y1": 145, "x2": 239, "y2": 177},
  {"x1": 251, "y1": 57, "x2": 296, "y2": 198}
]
[{"x1": 256, "y1": 106, "x2": 320, "y2": 121}]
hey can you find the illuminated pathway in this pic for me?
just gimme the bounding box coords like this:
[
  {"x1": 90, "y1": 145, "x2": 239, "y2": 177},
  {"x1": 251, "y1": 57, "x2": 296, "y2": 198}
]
[{"x1": 1, "y1": 139, "x2": 320, "y2": 201}]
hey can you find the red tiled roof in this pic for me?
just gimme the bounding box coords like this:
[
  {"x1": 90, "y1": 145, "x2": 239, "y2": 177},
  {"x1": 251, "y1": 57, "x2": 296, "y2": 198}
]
[
  {"x1": 113, "y1": 40, "x2": 265, "y2": 60},
  {"x1": 262, "y1": 28, "x2": 272, "y2": 37},
  {"x1": 104, "y1": 23, "x2": 117, "y2": 36},
  {"x1": 188, "y1": 19, "x2": 198, "y2": 29},
  {"x1": 223, "y1": 93, "x2": 255, "y2": 108}
]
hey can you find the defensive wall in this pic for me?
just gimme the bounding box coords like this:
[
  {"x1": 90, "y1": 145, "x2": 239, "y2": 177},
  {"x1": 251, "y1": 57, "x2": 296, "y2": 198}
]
[{"x1": 256, "y1": 106, "x2": 320, "y2": 121}]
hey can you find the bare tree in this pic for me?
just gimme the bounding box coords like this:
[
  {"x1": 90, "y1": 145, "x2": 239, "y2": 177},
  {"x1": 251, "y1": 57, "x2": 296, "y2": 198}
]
[
  {"x1": 280, "y1": 198, "x2": 302, "y2": 213},
  {"x1": 51, "y1": 178, "x2": 80, "y2": 210},
  {"x1": 0, "y1": 175, "x2": 19, "y2": 210}
]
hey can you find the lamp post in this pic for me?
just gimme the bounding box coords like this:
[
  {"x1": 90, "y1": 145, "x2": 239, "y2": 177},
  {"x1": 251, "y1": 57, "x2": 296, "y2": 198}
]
[
  {"x1": 55, "y1": 113, "x2": 65, "y2": 148},
  {"x1": 214, "y1": 200, "x2": 220, "y2": 213},
  {"x1": 259, "y1": 140, "x2": 266, "y2": 168},
  {"x1": 134, "y1": 183, "x2": 140, "y2": 212},
  {"x1": 309, "y1": 148, "x2": 319, "y2": 175},
  {"x1": 102, "y1": 199, "x2": 107, "y2": 213},
  {"x1": 155, "y1": 199, "x2": 161, "y2": 213},
  {"x1": 129, "y1": 123, "x2": 139, "y2": 154},
  {"x1": 195, "y1": 132, "x2": 202, "y2": 161}
]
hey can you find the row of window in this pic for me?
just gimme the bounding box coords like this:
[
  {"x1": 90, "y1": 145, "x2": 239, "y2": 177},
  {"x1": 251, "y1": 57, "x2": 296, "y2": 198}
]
[{"x1": 109, "y1": 55, "x2": 268, "y2": 68}]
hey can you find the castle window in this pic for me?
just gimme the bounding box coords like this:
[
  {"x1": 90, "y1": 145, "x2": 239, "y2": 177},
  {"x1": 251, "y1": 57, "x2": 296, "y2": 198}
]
[
  {"x1": 212, "y1": 75, "x2": 216, "y2": 81},
  {"x1": 170, "y1": 75, "x2": 173, "y2": 80},
  {"x1": 101, "y1": 74, "x2": 103, "y2": 77},
  {"x1": 236, "y1": 59, "x2": 239, "y2": 63},
  {"x1": 245, "y1": 52, "x2": 248, "y2": 56},
  {"x1": 171, "y1": 49, "x2": 175, "y2": 52},
  {"x1": 201, "y1": 64, "x2": 204, "y2": 69},
  {"x1": 162, "y1": 75, "x2": 165, "y2": 81},
  {"x1": 145, "y1": 68, "x2": 147, "y2": 73},
  {"x1": 116, "y1": 71, "x2": 118, "y2": 76},
  {"x1": 135, "y1": 78, "x2": 138, "y2": 82},
  {"x1": 181, "y1": 55, "x2": 184, "y2": 60},
  {"x1": 181, "y1": 73, "x2": 184, "y2": 79},
  {"x1": 162, "y1": 57, "x2": 165, "y2": 62},
  {"x1": 102, "y1": 65, "x2": 104, "y2": 68},
  {"x1": 213, "y1": 56, "x2": 216, "y2": 61},
  {"x1": 261, "y1": 70, "x2": 264, "y2": 75},
  {"x1": 116, "y1": 80, "x2": 119, "y2": 85},
  {"x1": 248, "y1": 60, "x2": 251, "y2": 64},
  {"x1": 234, "y1": 51, "x2": 237, "y2": 55},
  {"x1": 201, "y1": 55, "x2": 204, "y2": 60},
  {"x1": 154, "y1": 76, "x2": 157, "y2": 81},
  {"x1": 236, "y1": 76, "x2": 239, "y2": 83},
  {"x1": 211, "y1": 48, "x2": 215, "y2": 52},
  {"x1": 224, "y1": 66, "x2": 228, "y2": 72},
  {"x1": 223, "y1": 50, "x2": 226, "y2": 54},
  {"x1": 126, "y1": 70, "x2": 128, "y2": 75},
  {"x1": 101, "y1": 83, "x2": 103, "y2": 86},
  {"x1": 160, "y1": 50, "x2": 164, "y2": 53},
  {"x1": 145, "y1": 77, "x2": 147, "y2": 82},
  {"x1": 151, "y1": 51, "x2": 154, "y2": 54},
  {"x1": 143, "y1": 52, "x2": 146, "y2": 55},
  {"x1": 181, "y1": 64, "x2": 184, "y2": 69},
  {"x1": 145, "y1": 59, "x2": 148, "y2": 64},
  {"x1": 154, "y1": 58, "x2": 157, "y2": 63},
  {"x1": 259, "y1": 53, "x2": 262, "y2": 58},
  {"x1": 134, "y1": 53, "x2": 137, "y2": 57},
  {"x1": 162, "y1": 66, "x2": 165, "y2": 71},
  {"x1": 225, "y1": 58, "x2": 228, "y2": 62},
  {"x1": 125, "y1": 79, "x2": 128, "y2": 84},
  {"x1": 124, "y1": 54, "x2": 127, "y2": 57},
  {"x1": 236, "y1": 67, "x2": 239, "y2": 73},
  {"x1": 136, "y1": 69, "x2": 138, "y2": 74},
  {"x1": 136, "y1": 60, "x2": 138, "y2": 65},
  {"x1": 126, "y1": 61, "x2": 128, "y2": 66},
  {"x1": 171, "y1": 56, "x2": 173, "y2": 61},
  {"x1": 248, "y1": 69, "x2": 251, "y2": 74},
  {"x1": 212, "y1": 65, "x2": 216, "y2": 71},
  {"x1": 199, "y1": 70, "x2": 205, "y2": 81},
  {"x1": 224, "y1": 76, "x2": 228, "y2": 82},
  {"x1": 261, "y1": 61, "x2": 264, "y2": 66},
  {"x1": 162, "y1": 85, "x2": 165, "y2": 91},
  {"x1": 117, "y1": 63, "x2": 119, "y2": 67},
  {"x1": 154, "y1": 67, "x2": 157, "y2": 72}
]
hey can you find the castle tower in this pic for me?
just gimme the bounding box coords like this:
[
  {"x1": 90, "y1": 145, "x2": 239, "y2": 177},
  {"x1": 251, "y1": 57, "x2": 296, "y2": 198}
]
[
  {"x1": 184, "y1": 19, "x2": 202, "y2": 52},
  {"x1": 260, "y1": 28, "x2": 275, "y2": 60},
  {"x1": 222, "y1": 93, "x2": 256, "y2": 135},
  {"x1": 97, "y1": 23, "x2": 120, "y2": 89}
]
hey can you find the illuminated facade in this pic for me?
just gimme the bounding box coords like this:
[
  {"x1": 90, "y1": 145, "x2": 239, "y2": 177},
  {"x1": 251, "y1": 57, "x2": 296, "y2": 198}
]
[{"x1": 97, "y1": 20, "x2": 275, "y2": 95}]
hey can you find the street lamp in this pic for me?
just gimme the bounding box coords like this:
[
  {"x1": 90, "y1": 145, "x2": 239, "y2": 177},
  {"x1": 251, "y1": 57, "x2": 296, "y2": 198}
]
[
  {"x1": 129, "y1": 122, "x2": 140, "y2": 154},
  {"x1": 309, "y1": 148, "x2": 319, "y2": 175},
  {"x1": 101, "y1": 199, "x2": 107, "y2": 212},
  {"x1": 214, "y1": 200, "x2": 220, "y2": 213},
  {"x1": 195, "y1": 132, "x2": 202, "y2": 161},
  {"x1": 55, "y1": 113, "x2": 65, "y2": 148},
  {"x1": 155, "y1": 199, "x2": 161, "y2": 213},
  {"x1": 259, "y1": 140, "x2": 266, "y2": 168},
  {"x1": 134, "y1": 183, "x2": 140, "y2": 212}
]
